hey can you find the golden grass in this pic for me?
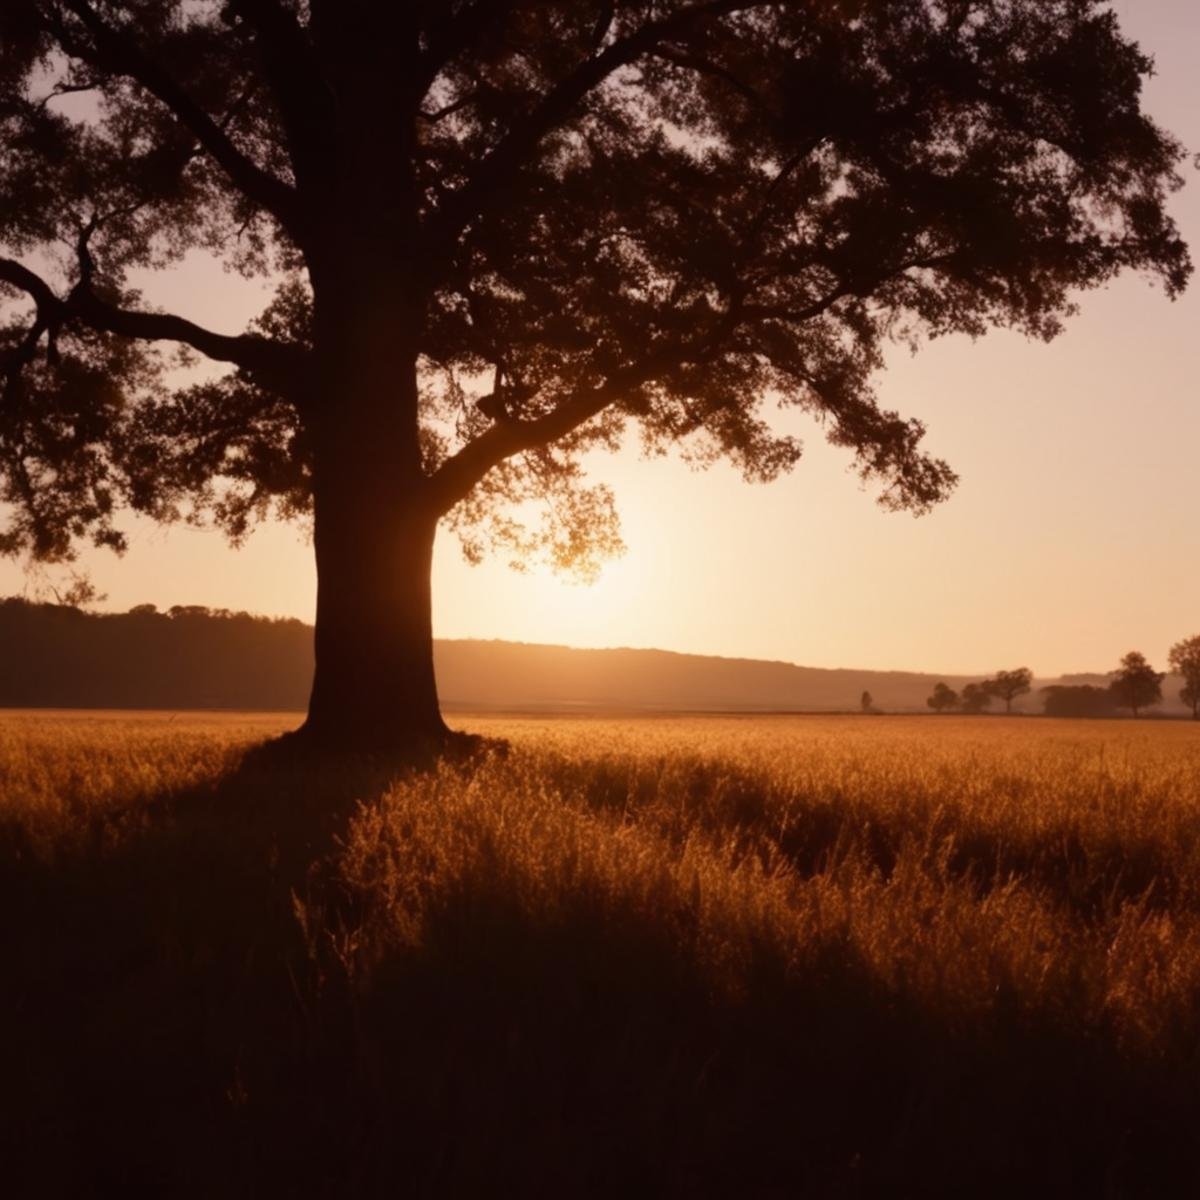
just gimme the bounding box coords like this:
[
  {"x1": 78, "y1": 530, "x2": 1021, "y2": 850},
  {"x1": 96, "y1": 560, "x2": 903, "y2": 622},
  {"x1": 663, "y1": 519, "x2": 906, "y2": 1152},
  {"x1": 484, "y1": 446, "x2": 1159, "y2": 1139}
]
[{"x1": 4, "y1": 712, "x2": 1200, "y2": 1196}]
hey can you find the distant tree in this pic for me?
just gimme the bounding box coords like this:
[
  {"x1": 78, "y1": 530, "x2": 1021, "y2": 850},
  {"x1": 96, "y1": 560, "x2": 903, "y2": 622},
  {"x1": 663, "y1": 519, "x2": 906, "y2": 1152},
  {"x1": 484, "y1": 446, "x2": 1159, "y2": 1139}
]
[
  {"x1": 927, "y1": 682, "x2": 959, "y2": 714},
  {"x1": 1041, "y1": 685, "x2": 1117, "y2": 719},
  {"x1": 985, "y1": 667, "x2": 1033, "y2": 714},
  {"x1": 1108, "y1": 651, "x2": 1164, "y2": 718},
  {"x1": 0, "y1": 2, "x2": 1189, "y2": 753},
  {"x1": 860, "y1": 690, "x2": 874, "y2": 715},
  {"x1": 1168, "y1": 636, "x2": 1200, "y2": 720},
  {"x1": 960, "y1": 683, "x2": 993, "y2": 715}
]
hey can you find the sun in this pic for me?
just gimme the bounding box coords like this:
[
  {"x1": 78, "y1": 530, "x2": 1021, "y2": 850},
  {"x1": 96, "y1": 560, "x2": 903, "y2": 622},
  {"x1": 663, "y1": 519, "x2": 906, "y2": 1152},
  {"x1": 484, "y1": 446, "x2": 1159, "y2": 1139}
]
[{"x1": 433, "y1": 533, "x2": 656, "y2": 651}]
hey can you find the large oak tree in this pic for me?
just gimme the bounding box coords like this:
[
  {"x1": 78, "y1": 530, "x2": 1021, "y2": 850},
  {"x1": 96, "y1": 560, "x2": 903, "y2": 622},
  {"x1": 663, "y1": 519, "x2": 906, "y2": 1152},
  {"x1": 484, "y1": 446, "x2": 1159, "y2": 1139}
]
[{"x1": 0, "y1": 1, "x2": 1189, "y2": 749}]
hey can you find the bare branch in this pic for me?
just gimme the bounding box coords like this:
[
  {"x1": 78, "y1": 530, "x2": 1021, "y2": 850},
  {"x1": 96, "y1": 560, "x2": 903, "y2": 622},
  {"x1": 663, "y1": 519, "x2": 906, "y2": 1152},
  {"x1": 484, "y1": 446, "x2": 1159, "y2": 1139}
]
[
  {"x1": 34, "y1": 80, "x2": 102, "y2": 111},
  {"x1": 418, "y1": 90, "x2": 480, "y2": 123}
]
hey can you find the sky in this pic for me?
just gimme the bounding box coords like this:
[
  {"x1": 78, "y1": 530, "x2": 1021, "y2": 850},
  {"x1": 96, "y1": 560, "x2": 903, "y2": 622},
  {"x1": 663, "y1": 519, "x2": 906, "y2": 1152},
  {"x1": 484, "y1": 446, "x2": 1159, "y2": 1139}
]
[{"x1": 3, "y1": 0, "x2": 1198, "y2": 677}]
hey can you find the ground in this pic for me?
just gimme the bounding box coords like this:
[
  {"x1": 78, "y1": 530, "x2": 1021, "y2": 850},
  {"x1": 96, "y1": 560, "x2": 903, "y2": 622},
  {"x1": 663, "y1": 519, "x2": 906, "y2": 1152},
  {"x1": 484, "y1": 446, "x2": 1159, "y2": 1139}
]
[{"x1": 3, "y1": 711, "x2": 1199, "y2": 1197}]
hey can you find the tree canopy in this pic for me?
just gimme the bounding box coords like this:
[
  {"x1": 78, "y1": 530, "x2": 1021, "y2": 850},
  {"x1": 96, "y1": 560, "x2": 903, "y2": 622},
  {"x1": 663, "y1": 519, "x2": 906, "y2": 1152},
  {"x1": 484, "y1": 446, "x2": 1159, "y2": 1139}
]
[
  {"x1": 0, "y1": 1, "x2": 1190, "y2": 745},
  {"x1": 985, "y1": 666, "x2": 1033, "y2": 713},
  {"x1": 1040, "y1": 684, "x2": 1115, "y2": 719},
  {"x1": 1108, "y1": 651, "x2": 1164, "y2": 718},
  {"x1": 1167, "y1": 635, "x2": 1200, "y2": 721},
  {"x1": 960, "y1": 681, "x2": 992, "y2": 714}
]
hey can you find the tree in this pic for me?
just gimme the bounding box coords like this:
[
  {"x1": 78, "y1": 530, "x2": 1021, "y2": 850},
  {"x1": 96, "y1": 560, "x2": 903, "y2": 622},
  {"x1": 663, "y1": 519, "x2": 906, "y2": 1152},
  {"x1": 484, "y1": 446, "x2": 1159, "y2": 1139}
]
[
  {"x1": 0, "y1": 3, "x2": 1189, "y2": 751},
  {"x1": 960, "y1": 683, "x2": 993, "y2": 715},
  {"x1": 1108, "y1": 651, "x2": 1164, "y2": 718},
  {"x1": 985, "y1": 667, "x2": 1033, "y2": 714},
  {"x1": 860, "y1": 690, "x2": 874, "y2": 715},
  {"x1": 1168, "y1": 635, "x2": 1200, "y2": 720},
  {"x1": 1040, "y1": 685, "x2": 1116, "y2": 719},
  {"x1": 926, "y1": 681, "x2": 957, "y2": 713}
]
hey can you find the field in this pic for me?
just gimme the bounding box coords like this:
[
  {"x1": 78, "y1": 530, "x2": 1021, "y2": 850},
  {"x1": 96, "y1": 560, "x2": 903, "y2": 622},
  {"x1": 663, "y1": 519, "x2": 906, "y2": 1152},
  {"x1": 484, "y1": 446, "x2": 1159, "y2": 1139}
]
[{"x1": 4, "y1": 711, "x2": 1200, "y2": 1197}]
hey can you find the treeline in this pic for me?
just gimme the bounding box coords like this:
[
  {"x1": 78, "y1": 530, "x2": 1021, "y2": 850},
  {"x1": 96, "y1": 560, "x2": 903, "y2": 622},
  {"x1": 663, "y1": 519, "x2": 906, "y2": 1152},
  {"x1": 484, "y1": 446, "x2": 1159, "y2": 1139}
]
[
  {"x1": 927, "y1": 641, "x2": 1200, "y2": 720},
  {"x1": 0, "y1": 598, "x2": 313, "y2": 709},
  {"x1": 4, "y1": 595, "x2": 1198, "y2": 717}
]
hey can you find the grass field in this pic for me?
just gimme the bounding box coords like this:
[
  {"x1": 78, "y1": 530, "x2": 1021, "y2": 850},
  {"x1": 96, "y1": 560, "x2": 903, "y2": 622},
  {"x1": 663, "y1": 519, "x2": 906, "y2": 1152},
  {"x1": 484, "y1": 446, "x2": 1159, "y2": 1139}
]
[{"x1": 4, "y1": 711, "x2": 1200, "y2": 1197}]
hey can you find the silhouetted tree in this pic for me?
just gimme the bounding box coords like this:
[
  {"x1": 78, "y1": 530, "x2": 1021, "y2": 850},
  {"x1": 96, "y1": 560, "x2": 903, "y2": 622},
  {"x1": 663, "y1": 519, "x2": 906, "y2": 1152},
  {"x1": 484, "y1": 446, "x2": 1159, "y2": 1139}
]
[
  {"x1": 927, "y1": 682, "x2": 958, "y2": 713},
  {"x1": 1108, "y1": 651, "x2": 1164, "y2": 718},
  {"x1": 1168, "y1": 636, "x2": 1200, "y2": 720},
  {"x1": 985, "y1": 667, "x2": 1033, "y2": 714},
  {"x1": 1040, "y1": 685, "x2": 1117, "y2": 719},
  {"x1": 0, "y1": 3, "x2": 1189, "y2": 750},
  {"x1": 860, "y1": 690, "x2": 874, "y2": 714},
  {"x1": 960, "y1": 682, "x2": 993, "y2": 715}
]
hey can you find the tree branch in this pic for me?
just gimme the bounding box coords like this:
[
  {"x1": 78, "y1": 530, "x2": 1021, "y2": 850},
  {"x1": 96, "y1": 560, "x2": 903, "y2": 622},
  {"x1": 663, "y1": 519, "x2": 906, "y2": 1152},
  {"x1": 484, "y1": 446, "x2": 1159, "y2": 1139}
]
[
  {"x1": 422, "y1": 1, "x2": 769, "y2": 268},
  {"x1": 55, "y1": 1, "x2": 308, "y2": 244},
  {"x1": 0, "y1": 257, "x2": 310, "y2": 399},
  {"x1": 426, "y1": 247, "x2": 958, "y2": 514},
  {"x1": 426, "y1": 306, "x2": 743, "y2": 514},
  {"x1": 419, "y1": 90, "x2": 481, "y2": 123},
  {"x1": 223, "y1": 0, "x2": 334, "y2": 191},
  {"x1": 417, "y1": 0, "x2": 517, "y2": 88},
  {"x1": 647, "y1": 44, "x2": 770, "y2": 114}
]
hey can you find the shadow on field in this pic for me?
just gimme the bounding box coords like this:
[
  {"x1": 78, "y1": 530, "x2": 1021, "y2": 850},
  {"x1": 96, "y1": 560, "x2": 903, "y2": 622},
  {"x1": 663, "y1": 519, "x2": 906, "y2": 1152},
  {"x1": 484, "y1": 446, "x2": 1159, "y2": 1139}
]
[
  {"x1": 0, "y1": 742, "x2": 387, "y2": 1198},
  {"x1": 2, "y1": 742, "x2": 1198, "y2": 1199}
]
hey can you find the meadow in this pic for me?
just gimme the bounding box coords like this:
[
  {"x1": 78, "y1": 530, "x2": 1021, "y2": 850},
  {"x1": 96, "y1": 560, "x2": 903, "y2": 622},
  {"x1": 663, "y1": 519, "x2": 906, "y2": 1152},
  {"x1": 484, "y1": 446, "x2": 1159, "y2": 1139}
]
[{"x1": 4, "y1": 711, "x2": 1200, "y2": 1197}]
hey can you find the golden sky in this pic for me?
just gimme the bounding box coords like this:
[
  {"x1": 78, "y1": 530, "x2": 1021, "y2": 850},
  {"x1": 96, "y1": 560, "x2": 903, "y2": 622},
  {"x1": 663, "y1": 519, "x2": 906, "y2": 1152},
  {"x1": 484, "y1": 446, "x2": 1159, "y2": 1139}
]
[{"x1": 3, "y1": 0, "x2": 1197, "y2": 677}]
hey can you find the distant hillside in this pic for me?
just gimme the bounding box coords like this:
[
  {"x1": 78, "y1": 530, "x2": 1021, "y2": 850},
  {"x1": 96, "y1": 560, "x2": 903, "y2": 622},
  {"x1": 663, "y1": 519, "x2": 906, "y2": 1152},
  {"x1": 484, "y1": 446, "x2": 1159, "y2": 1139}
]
[
  {"x1": 437, "y1": 640, "x2": 992, "y2": 713},
  {"x1": 0, "y1": 597, "x2": 1189, "y2": 714}
]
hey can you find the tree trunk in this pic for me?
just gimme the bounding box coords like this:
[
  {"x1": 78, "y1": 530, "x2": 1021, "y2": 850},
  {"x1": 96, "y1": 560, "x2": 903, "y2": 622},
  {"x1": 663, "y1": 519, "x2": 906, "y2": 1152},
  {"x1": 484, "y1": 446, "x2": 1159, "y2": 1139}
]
[
  {"x1": 301, "y1": 471, "x2": 446, "y2": 750},
  {"x1": 297, "y1": 279, "x2": 448, "y2": 752}
]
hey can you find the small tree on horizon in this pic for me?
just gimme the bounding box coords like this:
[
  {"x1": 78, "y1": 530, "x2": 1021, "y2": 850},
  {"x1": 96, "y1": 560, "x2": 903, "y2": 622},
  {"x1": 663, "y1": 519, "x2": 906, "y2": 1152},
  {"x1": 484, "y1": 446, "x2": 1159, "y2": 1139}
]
[
  {"x1": 1168, "y1": 636, "x2": 1200, "y2": 720},
  {"x1": 1108, "y1": 651, "x2": 1164, "y2": 718},
  {"x1": 960, "y1": 682, "x2": 993, "y2": 715},
  {"x1": 860, "y1": 690, "x2": 874, "y2": 715},
  {"x1": 927, "y1": 682, "x2": 958, "y2": 714},
  {"x1": 985, "y1": 667, "x2": 1033, "y2": 714}
]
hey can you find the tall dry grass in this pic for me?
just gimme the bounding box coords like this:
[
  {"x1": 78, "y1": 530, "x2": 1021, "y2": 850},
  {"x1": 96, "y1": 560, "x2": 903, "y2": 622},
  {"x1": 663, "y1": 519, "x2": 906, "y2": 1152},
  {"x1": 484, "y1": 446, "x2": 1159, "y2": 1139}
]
[{"x1": 3, "y1": 713, "x2": 1199, "y2": 1197}]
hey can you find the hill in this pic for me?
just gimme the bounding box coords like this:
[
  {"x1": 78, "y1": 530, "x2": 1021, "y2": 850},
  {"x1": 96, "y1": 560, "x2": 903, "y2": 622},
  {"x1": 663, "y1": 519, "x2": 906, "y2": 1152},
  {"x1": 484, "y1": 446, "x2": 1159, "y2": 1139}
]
[{"x1": 0, "y1": 597, "x2": 1188, "y2": 714}]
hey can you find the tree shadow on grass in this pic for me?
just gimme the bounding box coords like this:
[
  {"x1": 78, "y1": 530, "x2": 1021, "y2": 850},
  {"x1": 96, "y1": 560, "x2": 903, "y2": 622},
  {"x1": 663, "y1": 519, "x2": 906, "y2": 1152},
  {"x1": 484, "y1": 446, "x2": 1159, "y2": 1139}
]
[
  {"x1": 2, "y1": 742, "x2": 1198, "y2": 1199},
  {"x1": 0, "y1": 741, "x2": 411, "y2": 1198}
]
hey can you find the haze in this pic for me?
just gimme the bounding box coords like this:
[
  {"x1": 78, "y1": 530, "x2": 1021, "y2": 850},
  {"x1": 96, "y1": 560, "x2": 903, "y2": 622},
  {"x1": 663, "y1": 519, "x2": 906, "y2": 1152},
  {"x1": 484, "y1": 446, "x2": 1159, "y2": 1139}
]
[{"x1": 4, "y1": 0, "x2": 1196, "y2": 678}]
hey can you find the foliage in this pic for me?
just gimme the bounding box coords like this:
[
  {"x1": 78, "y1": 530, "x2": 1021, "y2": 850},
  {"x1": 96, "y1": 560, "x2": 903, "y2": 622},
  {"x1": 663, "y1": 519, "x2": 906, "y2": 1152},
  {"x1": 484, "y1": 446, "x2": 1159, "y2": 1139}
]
[
  {"x1": 1041, "y1": 684, "x2": 1117, "y2": 719},
  {"x1": 985, "y1": 667, "x2": 1033, "y2": 713},
  {"x1": 960, "y1": 681, "x2": 993, "y2": 714},
  {"x1": 1108, "y1": 651, "x2": 1164, "y2": 718},
  {"x1": 0, "y1": 0, "x2": 1190, "y2": 579},
  {"x1": 926, "y1": 680, "x2": 958, "y2": 713},
  {"x1": 1168, "y1": 635, "x2": 1200, "y2": 720},
  {"x1": 5, "y1": 712, "x2": 1200, "y2": 1194}
]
